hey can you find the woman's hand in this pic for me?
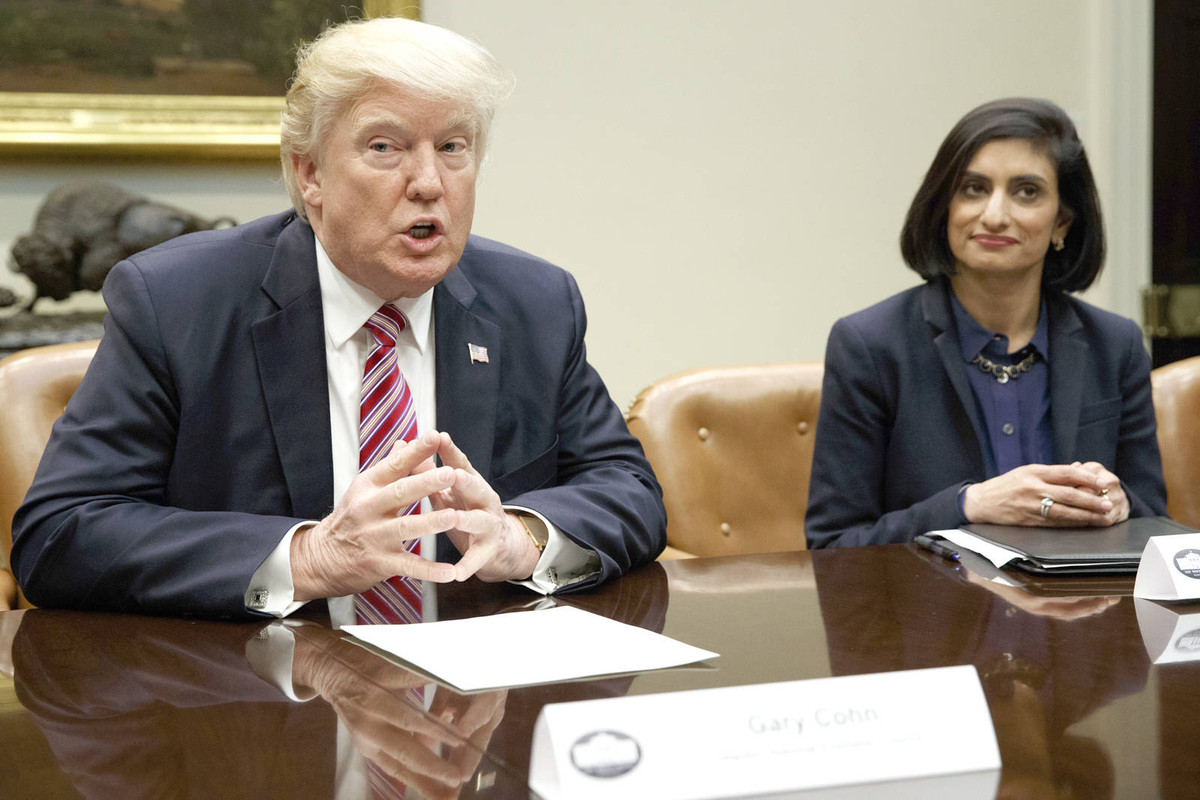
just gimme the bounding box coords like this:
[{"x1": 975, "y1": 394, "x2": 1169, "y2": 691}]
[
  {"x1": 1074, "y1": 461, "x2": 1130, "y2": 525},
  {"x1": 963, "y1": 462, "x2": 1128, "y2": 527}
]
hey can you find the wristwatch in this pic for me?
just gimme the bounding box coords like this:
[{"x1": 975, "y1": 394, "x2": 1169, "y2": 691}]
[{"x1": 516, "y1": 513, "x2": 549, "y2": 552}]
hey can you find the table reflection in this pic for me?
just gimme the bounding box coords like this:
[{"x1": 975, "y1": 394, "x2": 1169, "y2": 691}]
[
  {"x1": 18, "y1": 547, "x2": 1185, "y2": 798},
  {"x1": 290, "y1": 624, "x2": 508, "y2": 799},
  {"x1": 8, "y1": 607, "x2": 529, "y2": 799},
  {"x1": 4, "y1": 565, "x2": 671, "y2": 800},
  {"x1": 812, "y1": 546, "x2": 1150, "y2": 799},
  {"x1": 14, "y1": 610, "x2": 340, "y2": 799}
]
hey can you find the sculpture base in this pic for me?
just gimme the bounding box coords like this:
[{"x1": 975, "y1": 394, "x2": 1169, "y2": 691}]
[{"x1": 0, "y1": 312, "x2": 105, "y2": 360}]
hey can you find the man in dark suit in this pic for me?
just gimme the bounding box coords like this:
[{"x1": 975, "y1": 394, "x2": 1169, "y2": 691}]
[{"x1": 11, "y1": 17, "x2": 666, "y2": 618}]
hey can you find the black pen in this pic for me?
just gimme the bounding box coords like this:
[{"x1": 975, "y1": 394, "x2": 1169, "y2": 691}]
[{"x1": 915, "y1": 533, "x2": 960, "y2": 562}]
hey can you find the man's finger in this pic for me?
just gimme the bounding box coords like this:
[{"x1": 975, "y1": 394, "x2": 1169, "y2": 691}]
[
  {"x1": 362, "y1": 733, "x2": 472, "y2": 791},
  {"x1": 448, "y1": 468, "x2": 499, "y2": 508},
  {"x1": 452, "y1": 690, "x2": 508, "y2": 737},
  {"x1": 433, "y1": 430, "x2": 477, "y2": 474},
  {"x1": 352, "y1": 466, "x2": 456, "y2": 521},
  {"x1": 451, "y1": 536, "x2": 500, "y2": 582},
  {"x1": 377, "y1": 507, "x2": 459, "y2": 547},
  {"x1": 388, "y1": 466, "x2": 456, "y2": 512},
  {"x1": 337, "y1": 687, "x2": 448, "y2": 739},
  {"x1": 369, "y1": 431, "x2": 442, "y2": 482},
  {"x1": 449, "y1": 507, "x2": 506, "y2": 536},
  {"x1": 378, "y1": 549, "x2": 457, "y2": 584}
]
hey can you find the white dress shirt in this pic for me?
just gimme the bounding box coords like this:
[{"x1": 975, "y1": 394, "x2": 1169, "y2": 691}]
[{"x1": 246, "y1": 238, "x2": 597, "y2": 619}]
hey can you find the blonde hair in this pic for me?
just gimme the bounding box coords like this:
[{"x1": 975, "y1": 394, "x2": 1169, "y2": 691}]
[{"x1": 280, "y1": 17, "x2": 514, "y2": 219}]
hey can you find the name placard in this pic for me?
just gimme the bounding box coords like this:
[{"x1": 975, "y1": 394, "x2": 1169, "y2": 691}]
[
  {"x1": 530, "y1": 665, "x2": 999, "y2": 800},
  {"x1": 1134, "y1": 532, "x2": 1200, "y2": 601}
]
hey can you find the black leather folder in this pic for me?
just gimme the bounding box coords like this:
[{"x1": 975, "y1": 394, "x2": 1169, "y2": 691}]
[{"x1": 959, "y1": 517, "x2": 1196, "y2": 575}]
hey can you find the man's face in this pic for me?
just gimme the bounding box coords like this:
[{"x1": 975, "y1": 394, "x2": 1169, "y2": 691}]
[{"x1": 294, "y1": 84, "x2": 478, "y2": 300}]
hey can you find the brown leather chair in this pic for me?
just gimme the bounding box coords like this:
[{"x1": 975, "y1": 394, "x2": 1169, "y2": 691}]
[
  {"x1": 0, "y1": 340, "x2": 99, "y2": 609},
  {"x1": 626, "y1": 362, "x2": 823, "y2": 559},
  {"x1": 1152, "y1": 355, "x2": 1200, "y2": 529}
]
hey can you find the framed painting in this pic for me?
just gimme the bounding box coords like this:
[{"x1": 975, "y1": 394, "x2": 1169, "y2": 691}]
[{"x1": 0, "y1": 0, "x2": 419, "y2": 159}]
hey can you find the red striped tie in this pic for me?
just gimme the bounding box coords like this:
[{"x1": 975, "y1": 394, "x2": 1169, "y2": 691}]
[{"x1": 354, "y1": 304, "x2": 423, "y2": 626}]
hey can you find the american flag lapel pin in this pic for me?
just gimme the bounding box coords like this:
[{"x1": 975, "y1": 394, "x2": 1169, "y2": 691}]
[{"x1": 468, "y1": 343, "x2": 489, "y2": 364}]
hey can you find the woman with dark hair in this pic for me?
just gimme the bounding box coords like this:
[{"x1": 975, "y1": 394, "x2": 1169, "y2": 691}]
[{"x1": 805, "y1": 97, "x2": 1167, "y2": 549}]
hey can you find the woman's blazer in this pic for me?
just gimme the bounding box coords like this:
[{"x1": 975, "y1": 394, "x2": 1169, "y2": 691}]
[{"x1": 805, "y1": 278, "x2": 1167, "y2": 548}]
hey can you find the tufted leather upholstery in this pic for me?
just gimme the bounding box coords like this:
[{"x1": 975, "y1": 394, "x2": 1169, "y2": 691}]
[
  {"x1": 626, "y1": 363, "x2": 823, "y2": 559},
  {"x1": 0, "y1": 340, "x2": 98, "y2": 609},
  {"x1": 1151, "y1": 355, "x2": 1200, "y2": 529}
]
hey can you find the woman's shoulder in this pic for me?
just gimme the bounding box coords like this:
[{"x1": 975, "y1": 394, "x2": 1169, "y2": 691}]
[
  {"x1": 832, "y1": 283, "x2": 931, "y2": 341},
  {"x1": 1050, "y1": 292, "x2": 1143, "y2": 342}
]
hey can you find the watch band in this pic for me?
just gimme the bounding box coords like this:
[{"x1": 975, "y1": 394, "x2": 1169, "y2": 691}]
[{"x1": 516, "y1": 513, "x2": 548, "y2": 552}]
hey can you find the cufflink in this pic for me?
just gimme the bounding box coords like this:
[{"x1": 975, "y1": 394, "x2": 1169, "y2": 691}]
[{"x1": 248, "y1": 588, "x2": 269, "y2": 609}]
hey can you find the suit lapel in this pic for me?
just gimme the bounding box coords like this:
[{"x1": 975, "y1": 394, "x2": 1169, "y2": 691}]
[
  {"x1": 922, "y1": 281, "x2": 991, "y2": 469},
  {"x1": 251, "y1": 218, "x2": 335, "y2": 518},
  {"x1": 1048, "y1": 295, "x2": 1085, "y2": 463},
  {"x1": 433, "y1": 260, "x2": 501, "y2": 481}
]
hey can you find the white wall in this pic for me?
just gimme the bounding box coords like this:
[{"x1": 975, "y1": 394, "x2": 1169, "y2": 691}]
[
  {"x1": 427, "y1": 0, "x2": 1150, "y2": 407},
  {"x1": 0, "y1": 0, "x2": 1151, "y2": 409}
]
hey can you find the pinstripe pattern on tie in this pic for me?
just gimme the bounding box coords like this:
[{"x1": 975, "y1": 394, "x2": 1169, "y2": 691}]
[
  {"x1": 367, "y1": 756, "x2": 415, "y2": 800},
  {"x1": 354, "y1": 304, "x2": 423, "y2": 626}
]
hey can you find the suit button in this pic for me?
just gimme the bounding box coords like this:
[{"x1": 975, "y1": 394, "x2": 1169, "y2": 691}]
[{"x1": 1002, "y1": 423, "x2": 1014, "y2": 435}]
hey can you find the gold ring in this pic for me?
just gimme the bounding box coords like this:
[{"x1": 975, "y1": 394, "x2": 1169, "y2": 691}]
[{"x1": 1098, "y1": 488, "x2": 1109, "y2": 497}]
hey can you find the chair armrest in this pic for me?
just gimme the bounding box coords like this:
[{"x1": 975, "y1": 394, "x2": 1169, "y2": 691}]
[{"x1": 656, "y1": 544, "x2": 697, "y2": 561}]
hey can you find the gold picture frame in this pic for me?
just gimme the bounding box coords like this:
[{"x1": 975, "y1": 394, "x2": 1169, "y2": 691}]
[{"x1": 0, "y1": 0, "x2": 419, "y2": 160}]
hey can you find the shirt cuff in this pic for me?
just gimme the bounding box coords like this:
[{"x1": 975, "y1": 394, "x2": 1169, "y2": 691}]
[
  {"x1": 504, "y1": 505, "x2": 601, "y2": 594},
  {"x1": 244, "y1": 522, "x2": 314, "y2": 618},
  {"x1": 957, "y1": 482, "x2": 973, "y2": 524}
]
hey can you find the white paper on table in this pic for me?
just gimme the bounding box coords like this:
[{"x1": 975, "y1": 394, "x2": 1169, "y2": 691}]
[
  {"x1": 934, "y1": 528, "x2": 1022, "y2": 569},
  {"x1": 343, "y1": 605, "x2": 718, "y2": 691}
]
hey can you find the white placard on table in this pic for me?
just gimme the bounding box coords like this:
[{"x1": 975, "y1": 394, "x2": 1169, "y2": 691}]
[
  {"x1": 530, "y1": 665, "x2": 1000, "y2": 800},
  {"x1": 1133, "y1": 532, "x2": 1200, "y2": 601}
]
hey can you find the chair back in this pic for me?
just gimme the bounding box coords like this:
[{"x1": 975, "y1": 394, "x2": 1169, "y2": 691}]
[
  {"x1": 626, "y1": 363, "x2": 823, "y2": 558},
  {"x1": 1152, "y1": 355, "x2": 1200, "y2": 528},
  {"x1": 0, "y1": 340, "x2": 99, "y2": 608}
]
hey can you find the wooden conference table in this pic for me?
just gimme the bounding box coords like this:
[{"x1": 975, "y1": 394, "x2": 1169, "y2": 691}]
[{"x1": 1, "y1": 545, "x2": 1197, "y2": 799}]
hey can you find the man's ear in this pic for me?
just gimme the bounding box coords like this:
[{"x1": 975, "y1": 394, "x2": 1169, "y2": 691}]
[{"x1": 292, "y1": 152, "x2": 322, "y2": 210}]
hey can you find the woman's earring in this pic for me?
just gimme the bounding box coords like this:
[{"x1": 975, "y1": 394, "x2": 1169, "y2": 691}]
[{"x1": 1052, "y1": 237, "x2": 1065, "y2": 252}]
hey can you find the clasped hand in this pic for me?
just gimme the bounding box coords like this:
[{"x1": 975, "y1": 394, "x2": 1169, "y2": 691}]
[
  {"x1": 963, "y1": 461, "x2": 1129, "y2": 527},
  {"x1": 291, "y1": 430, "x2": 541, "y2": 601}
]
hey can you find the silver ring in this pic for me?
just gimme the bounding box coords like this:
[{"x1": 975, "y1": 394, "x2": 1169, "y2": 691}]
[{"x1": 1040, "y1": 496, "x2": 1055, "y2": 519}]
